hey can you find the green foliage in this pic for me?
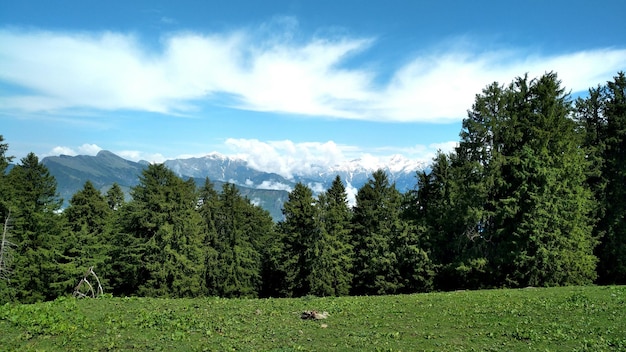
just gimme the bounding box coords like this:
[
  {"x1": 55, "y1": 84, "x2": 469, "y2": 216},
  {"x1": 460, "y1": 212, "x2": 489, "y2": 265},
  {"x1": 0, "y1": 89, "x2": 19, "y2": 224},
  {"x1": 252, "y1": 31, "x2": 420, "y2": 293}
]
[
  {"x1": 277, "y1": 183, "x2": 319, "y2": 297},
  {"x1": 436, "y1": 73, "x2": 598, "y2": 288},
  {"x1": 4, "y1": 153, "x2": 65, "y2": 303},
  {"x1": 57, "y1": 181, "x2": 113, "y2": 294},
  {"x1": 105, "y1": 183, "x2": 125, "y2": 211},
  {"x1": 118, "y1": 164, "x2": 206, "y2": 297},
  {"x1": 308, "y1": 176, "x2": 353, "y2": 296},
  {"x1": 1, "y1": 71, "x2": 625, "y2": 302},
  {"x1": 351, "y1": 170, "x2": 433, "y2": 295},
  {"x1": 204, "y1": 183, "x2": 267, "y2": 298},
  {"x1": 580, "y1": 72, "x2": 626, "y2": 284}
]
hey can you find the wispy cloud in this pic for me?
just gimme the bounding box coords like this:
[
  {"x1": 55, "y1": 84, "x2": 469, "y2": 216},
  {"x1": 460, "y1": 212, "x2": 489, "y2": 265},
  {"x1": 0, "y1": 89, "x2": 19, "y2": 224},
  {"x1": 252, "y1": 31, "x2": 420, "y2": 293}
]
[
  {"x1": 47, "y1": 143, "x2": 103, "y2": 157},
  {"x1": 1, "y1": 24, "x2": 624, "y2": 122}
]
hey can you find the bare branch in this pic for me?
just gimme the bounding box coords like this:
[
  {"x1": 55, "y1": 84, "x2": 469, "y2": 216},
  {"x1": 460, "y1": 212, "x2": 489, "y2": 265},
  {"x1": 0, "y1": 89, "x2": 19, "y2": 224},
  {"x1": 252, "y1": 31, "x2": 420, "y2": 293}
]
[
  {"x1": 0, "y1": 210, "x2": 16, "y2": 282},
  {"x1": 73, "y1": 266, "x2": 104, "y2": 298}
]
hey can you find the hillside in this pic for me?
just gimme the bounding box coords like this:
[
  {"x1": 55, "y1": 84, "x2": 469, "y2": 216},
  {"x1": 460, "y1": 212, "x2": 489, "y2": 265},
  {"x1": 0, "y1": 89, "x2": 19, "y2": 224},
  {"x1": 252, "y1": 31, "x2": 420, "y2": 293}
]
[
  {"x1": 1, "y1": 286, "x2": 624, "y2": 351},
  {"x1": 42, "y1": 151, "x2": 289, "y2": 220}
]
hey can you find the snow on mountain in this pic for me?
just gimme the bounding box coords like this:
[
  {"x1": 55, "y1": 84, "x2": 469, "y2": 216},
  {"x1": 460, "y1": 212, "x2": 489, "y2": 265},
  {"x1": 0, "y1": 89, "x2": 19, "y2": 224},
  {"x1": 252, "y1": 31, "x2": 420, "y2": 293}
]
[{"x1": 165, "y1": 152, "x2": 427, "y2": 194}]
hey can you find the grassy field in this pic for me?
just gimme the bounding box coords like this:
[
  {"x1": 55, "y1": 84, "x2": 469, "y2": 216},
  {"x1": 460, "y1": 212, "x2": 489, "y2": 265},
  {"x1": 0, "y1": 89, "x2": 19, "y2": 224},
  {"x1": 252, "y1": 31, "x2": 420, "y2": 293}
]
[{"x1": 1, "y1": 285, "x2": 624, "y2": 351}]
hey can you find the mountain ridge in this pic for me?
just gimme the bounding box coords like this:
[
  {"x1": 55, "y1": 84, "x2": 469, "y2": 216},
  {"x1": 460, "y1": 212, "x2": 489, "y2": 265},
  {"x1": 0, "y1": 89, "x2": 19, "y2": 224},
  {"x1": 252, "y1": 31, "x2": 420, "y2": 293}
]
[{"x1": 40, "y1": 150, "x2": 427, "y2": 221}]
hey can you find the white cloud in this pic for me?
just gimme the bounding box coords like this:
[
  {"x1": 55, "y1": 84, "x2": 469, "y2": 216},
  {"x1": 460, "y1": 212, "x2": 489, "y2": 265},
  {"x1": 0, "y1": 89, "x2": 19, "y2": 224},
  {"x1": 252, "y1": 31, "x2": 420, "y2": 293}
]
[
  {"x1": 50, "y1": 146, "x2": 77, "y2": 156},
  {"x1": 428, "y1": 141, "x2": 458, "y2": 155},
  {"x1": 250, "y1": 197, "x2": 262, "y2": 206},
  {"x1": 47, "y1": 143, "x2": 102, "y2": 157},
  {"x1": 345, "y1": 181, "x2": 358, "y2": 208},
  {"x1": 256, "y1": 180, "x2": 293, "y2": 192},
  {"x1": 225, "y1": 138, "x2": 347, "y2": 179},
  {"x1": 222, "y1": 138, "x2": 442, "y2": 179},
  {"x1": 1, "y1": 26, "x2": 624, "y2": 123},
  {"x1": 117, "y1": 150, "x2": 166, "y2": 163},
  {"x1": 77, "y1": 143, "x2": 103, "y2": 155}
]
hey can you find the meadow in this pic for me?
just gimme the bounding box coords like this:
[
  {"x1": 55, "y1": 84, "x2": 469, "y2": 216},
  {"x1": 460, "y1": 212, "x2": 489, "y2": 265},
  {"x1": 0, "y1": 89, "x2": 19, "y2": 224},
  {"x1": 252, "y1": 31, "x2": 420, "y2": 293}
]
[{"x1": 1, "y1": 285, "x2": 624, "y2": 351}]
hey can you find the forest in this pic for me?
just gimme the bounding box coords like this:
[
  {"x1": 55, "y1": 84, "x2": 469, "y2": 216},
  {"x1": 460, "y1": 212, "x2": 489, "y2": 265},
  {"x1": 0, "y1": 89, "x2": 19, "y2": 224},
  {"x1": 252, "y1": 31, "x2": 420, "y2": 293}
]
[{"x1": 1, "y1": 71, "x2": 625, "y2": 303}]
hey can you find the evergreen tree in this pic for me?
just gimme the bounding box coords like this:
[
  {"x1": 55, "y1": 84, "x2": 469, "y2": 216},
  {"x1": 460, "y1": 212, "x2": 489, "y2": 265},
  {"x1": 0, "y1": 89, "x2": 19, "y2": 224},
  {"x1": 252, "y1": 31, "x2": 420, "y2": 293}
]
[
  {"x1": 459, "y1": 73, "x2": 597, "y2": 287},
  {"x1": 6, "y1": 153, "x2": 64, "y2": 302},
  {"x1": 350, "y1": 170, "x2": 406, "y2": 295},
  {"x1": 59, "y1": 181, "x2": 112, "y2": 292},
  {"x1": 591, "y1": 72, "x2": 626, "y2": 283},
  {"x1": 309, "y1": 176, "x2": 353, "y2": 296},
  {"x1": 197, "y1": 178, "x2": 220, "y2": 295},
  {"x1": 106, "y1": 183, "x2": 125, "y2": 211},
  {"x1": 120, "y1": 164, "x2": 206, "y2": 297},
  {"x1": 0, "y1": 136, "x2": 15, "y2": 301},
  {"x1": 207, "y1": 183, "x2": 265, "y2": 298},
  {"x1": 276, "y1": 183, "x2": 318, "y2": 297},
  {"x1": 404, "y1": 151, "x2": 487, "y2": 290}
]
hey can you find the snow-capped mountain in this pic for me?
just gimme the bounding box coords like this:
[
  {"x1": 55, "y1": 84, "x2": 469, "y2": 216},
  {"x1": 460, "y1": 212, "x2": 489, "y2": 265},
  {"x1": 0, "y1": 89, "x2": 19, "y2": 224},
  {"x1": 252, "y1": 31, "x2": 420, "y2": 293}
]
[
  {"x1": 164, "y1": 152, "x2": 427, "y2": 194},
  {"x1": 43, "y1": 151, "x2": 428, "y2": 222}
]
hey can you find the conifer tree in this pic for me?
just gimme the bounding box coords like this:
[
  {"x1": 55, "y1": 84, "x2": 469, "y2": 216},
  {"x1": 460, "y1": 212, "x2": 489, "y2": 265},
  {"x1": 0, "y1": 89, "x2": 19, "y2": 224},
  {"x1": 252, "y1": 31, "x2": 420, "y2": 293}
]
[
  {"x1": 106, "y1": 183, "x2": 125, "y2": 211},
  {"x1": 207, "y1": 183, "x2": 265, "y2": 297},
  {"x1": 197, "y1": 178, "x2": 220, "y2": 295},
  {"x1": 309, "y1": 176, "x2": 353, "y2": 296},
  {"x1": 277, "y1": 183, "x2": 318, "y2": 297},
  {"x1": 0, "y1": 137, "x2": 14, "y2": 301},
  {"x1": 6, "y1": 153, "x2": 64, "y2": 302},
  {"x1": 59, "y1": 181, "x2": 112, "y2": 292},
  {"x1": 458, "y1": 73, "x2": 597, "y2": 287},
  {"x1": 588, "y1": 72, "x2": 626, "y2": 284},
  {"x1": 350, "y1": 170, "x2": 405, "y2": 295},
  {"x1": 120, "y1": 164, "x2": 206, "y2": 297}
]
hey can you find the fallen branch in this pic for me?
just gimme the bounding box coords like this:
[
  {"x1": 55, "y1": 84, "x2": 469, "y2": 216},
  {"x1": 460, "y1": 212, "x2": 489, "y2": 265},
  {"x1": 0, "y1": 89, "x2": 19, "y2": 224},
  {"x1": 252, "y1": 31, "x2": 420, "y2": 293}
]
[
  {"x1": 0, "y1": 210, "x2": 15, "y2": 282},
  {"x1": 73, "y1": 266, "x2": 104, "y2": 298}
]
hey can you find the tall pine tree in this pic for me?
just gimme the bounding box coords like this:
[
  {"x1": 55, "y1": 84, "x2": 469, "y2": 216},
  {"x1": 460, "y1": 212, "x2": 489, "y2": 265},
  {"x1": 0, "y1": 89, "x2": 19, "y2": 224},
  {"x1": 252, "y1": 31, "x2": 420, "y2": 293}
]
[
  {"x1": 207, "y1": 183, "x2": 265, "y2": 298},
  {"x1": 277, "y1": 183, "x2": 318, "y2": 297},
  {"x1": 458, "y1": 73, "x2": 597, "y2": 287},
  {"x1": 309, "y1": 176, "x2": 353, "y2": 296},
  {"x1": 583, "y1": 72, "x2": 626, "y2": 284},
  {"x1": 120, "y1": 164, "x2": 206, "y2": 297},
  {"x1": 6, "y1": 153, "x2": 64, "y2": 302},
  {"x1": 351, "y1": 170, "x2": 406, "y2": 295},
  {"x1": 59, "y1": 181, "x2": 112, "y2": 293}
]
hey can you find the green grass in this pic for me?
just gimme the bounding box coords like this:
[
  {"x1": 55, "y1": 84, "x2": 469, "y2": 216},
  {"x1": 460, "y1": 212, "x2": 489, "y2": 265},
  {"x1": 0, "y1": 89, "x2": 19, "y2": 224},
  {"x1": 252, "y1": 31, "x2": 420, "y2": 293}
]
[{"x1": 1, "y1": 286, "x2": 625, "y2": 351}]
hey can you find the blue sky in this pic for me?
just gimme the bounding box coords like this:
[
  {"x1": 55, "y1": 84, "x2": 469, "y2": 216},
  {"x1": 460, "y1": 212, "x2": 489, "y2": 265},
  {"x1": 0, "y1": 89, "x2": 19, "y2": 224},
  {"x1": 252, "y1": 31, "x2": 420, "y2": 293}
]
[{"x1": 1, "y1": 0, "x2": 625, "y2": 178}]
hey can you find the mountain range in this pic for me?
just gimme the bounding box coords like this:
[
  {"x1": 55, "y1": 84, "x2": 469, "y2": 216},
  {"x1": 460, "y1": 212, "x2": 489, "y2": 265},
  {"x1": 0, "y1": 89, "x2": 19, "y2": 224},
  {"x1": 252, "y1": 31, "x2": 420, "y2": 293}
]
[{"x1": 40, "y1": 150, "x2": 427, "y2": 221}]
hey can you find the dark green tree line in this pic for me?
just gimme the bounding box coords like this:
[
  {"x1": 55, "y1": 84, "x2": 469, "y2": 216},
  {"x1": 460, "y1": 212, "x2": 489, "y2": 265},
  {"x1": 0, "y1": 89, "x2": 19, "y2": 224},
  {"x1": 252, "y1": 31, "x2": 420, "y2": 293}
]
[{"x1": 2, "y1": 71, "x2": 625, "y2": 303}]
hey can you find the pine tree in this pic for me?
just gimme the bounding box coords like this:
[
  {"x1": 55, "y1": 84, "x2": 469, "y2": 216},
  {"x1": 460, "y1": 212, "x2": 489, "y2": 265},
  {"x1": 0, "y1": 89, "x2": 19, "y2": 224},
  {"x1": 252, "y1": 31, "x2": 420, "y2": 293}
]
[
  {"x1": 59, "y1": 181, "x2": 112, "y2": 293},
  {"x1": 404, "y1": 151, "x2": 487, "y2": 290},
  {"x1": 277, "y1": 183, "x2": 318, "y2": 297},
  {"x1": 208, "y1": 183, "x2": 264, "y2": 298},
  {"x1": 593, "y1": 72, "x2": 626, "y2": 283},
  {"x1": 197, "y1": 178, "x2": 220, "y2": 295},
  {"x1": 6, "y1": 153, "x2": 64, "y2": 302},
  {"x1": 309, "y1": 176, "x2": 353, "y2": 296},
  {"x1": 120, "y1": 164, "x2": 206, "y2": 297},
  {"x1": 459, "y1": 73, "x2": 597, "y2": 287},
  {"x1": 351, "y1": 170, "x2": 407, "y2": 295},
  {"x1": 106, "y1": 183, "x2": 125, "y2": 211}
]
